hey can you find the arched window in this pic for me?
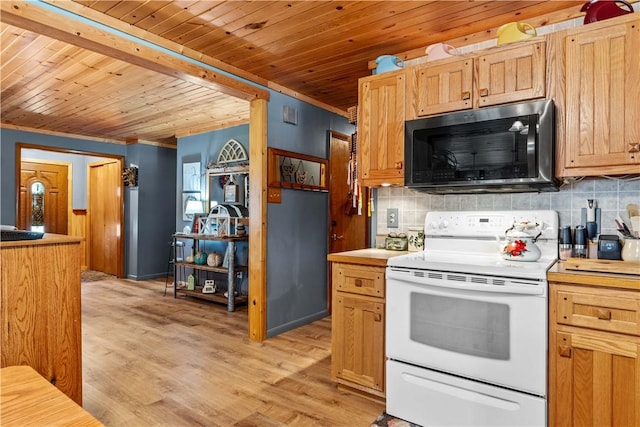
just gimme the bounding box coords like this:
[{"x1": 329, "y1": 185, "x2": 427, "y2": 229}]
[{"x1": 31, "y1": 181, "x2": 45, "y2": 232}]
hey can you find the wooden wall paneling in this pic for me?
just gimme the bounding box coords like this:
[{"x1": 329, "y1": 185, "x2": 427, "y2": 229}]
[{"x1": 70, "y1": 210, "x2": 88, "y2": 270}]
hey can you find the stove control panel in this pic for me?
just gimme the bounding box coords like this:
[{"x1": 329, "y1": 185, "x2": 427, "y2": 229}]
[{"x1": 425, "y1": 210, "x2": 559, "y2": 240}]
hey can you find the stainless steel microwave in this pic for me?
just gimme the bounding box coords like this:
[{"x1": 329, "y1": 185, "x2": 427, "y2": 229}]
[{"x1": 405, "y1": 99, "x2": 558, "y2": 194}]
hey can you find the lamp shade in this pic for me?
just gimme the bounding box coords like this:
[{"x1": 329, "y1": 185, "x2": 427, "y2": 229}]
[{"x1": 185, "y1": 199, "x2": 203, "y2": 215}]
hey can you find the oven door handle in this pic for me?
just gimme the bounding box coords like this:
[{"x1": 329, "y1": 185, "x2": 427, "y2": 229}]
[{"x1": 386, "y1": 268, "x2": 544, "y2": 295}]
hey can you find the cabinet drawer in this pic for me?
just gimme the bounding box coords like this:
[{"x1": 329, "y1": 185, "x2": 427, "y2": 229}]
[
  {"x1": 556, "y1": 286, "x2": 640, "y2": 336},
  {"x1": 333, "y1": 264, "x2": 385, "y2": 298}
]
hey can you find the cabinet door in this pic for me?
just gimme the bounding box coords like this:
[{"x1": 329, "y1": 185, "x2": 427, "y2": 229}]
[
  {"x1": 358, "y1": 71, "x2": 405, "y2": 187},
  {"x1": 414, "y1": 58, "x2": 473, "y2": 116},
  {"x1": 0, "y1": 243, "x2": 82, "y2": 405},
  {"x1": 332, "y1": 293, "x2": 385, "y2": 393},
  {"x1": 550, "y1": 330, "x2": 640, "y2": 427},
  {"x1": 564, "y1": 21, "x2": 640, "y2": 171},
  {"x1": 476, "y1": 41, "x2": 546, "y2": 107}
]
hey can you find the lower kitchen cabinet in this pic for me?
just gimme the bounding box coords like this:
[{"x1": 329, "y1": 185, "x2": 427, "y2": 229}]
[
  {"x1": 1, "y1": 235, "x2": 83, "y2": 405},
  {"x1": 548, "y1": 267, "x2": 640, "y2": 427},
  {"x1": 328, "y1": 250, "x2": 400, "y2": 400}
]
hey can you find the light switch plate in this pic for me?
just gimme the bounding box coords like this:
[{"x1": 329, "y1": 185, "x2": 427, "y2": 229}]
[{"x1": 387, "y1": 208, "x2": 399, "y2": 228}]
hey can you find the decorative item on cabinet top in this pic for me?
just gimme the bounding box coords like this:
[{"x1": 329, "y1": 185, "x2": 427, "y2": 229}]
[
  {"x1": 374, "y1": 55, "x2": 405, "y2": 74},
  {"x1": 581, "y1": 0, "x2": 634, "y2": 24},
  {"x1": 425, "y1": 43, "x2": 458, "y2": 61},
  {"x1": 496, "y1": 22, "x2": 537, "y2": 45}
]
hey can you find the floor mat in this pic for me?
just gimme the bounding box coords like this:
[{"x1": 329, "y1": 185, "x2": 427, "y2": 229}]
[
  {"x1": 370, "y1": 412, "x2": 420, "y2": 427},
  {"x1": 81, "y1": 270, "x2": 115, "y2": 282}
]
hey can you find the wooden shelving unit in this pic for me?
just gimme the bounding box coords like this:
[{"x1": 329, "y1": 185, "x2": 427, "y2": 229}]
[{"x1": 173, "y1": 233, "x2": 248, "y2": 311}]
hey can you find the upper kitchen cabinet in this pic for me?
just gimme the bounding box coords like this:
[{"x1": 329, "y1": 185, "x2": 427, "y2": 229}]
[
  {"x1": 550, "y1": 14, "x2": 640, "y2": 177},
  {"x1": 358, "y1": 70, "x2": 405, "y2": 187},
  {"x1": 406, "y1": 41, "x2": 546, "y2": 119},
  {"x1": 475, "y1": 41, "x2": 546, "y2": 108},
  {"x1": 407, "y1": 58, "x2": 473, "y2": 118}
]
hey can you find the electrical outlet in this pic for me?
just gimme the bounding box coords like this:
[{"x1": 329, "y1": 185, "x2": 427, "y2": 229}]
[{"x1": 387, "y1": 208, "x2": 399, "y2": 228}]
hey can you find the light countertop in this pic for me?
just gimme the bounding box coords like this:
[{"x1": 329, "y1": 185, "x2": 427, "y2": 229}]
[{"x1": 327, "y1": 248, "x2": 408, "y2": 267}]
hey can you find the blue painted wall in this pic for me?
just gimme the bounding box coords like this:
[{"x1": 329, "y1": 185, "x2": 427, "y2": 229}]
[
  {"x1": 265, "y1": 90, "x2": 354, "y2": 337},
  {"x1": 0, "y1": 128, "x2": 176, "y2": 280}
]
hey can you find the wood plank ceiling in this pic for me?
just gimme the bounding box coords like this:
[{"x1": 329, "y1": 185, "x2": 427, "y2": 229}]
[{"x1": 1, "y1": 1, "x2": 588, "y2": 145}]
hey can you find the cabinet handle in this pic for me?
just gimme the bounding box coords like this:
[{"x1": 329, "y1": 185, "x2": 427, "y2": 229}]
[
  {"x1": 354, "y1": 279, "x2": 363, "y2": 287},
  {"x1": 597, "y1": 308, "x2": 612, "y2": 321},
  {"x1": 628, "y1": 142, "x2": 640, "y2": 153},
  {"x1": 461, "y1": 91, "x2": 471, "y2": 100},
  {"x1": 374, "y1": 313, "x2": 382, "y2": 322},
  {"x1": 478, "y1": 88, "x2": 489, "y2": 97},
  {"x1": 395, "y1": 161, "x2": 403, "y2": 169},
  {"x1": 558, "y1": 345, "x2": 572, "y2": 358}
]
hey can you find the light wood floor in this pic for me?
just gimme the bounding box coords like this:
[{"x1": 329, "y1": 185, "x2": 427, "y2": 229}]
[{"x1": 81, "y1": 278, "x2": 384, "y2": 426}]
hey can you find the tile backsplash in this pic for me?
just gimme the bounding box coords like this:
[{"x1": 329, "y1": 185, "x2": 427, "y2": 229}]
[{"x1": 374, "y1": 177, "x2": 640, "y2": 238}]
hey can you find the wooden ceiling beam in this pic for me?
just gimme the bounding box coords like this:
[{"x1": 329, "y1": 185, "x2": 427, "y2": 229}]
[{"x1": 0, "y1": 0, "x2": 270, "y2": 103}]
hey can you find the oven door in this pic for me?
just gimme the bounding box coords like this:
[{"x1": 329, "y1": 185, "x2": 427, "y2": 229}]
[{"x1": 386, "y1": 266, "x2": 547, "y2": 396}]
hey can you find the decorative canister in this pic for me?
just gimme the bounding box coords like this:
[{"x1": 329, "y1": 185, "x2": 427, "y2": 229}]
[
  {"x1": 407, "y1": 227, "x2": 425, "y2": 252},
  {"x1": 621, "y1": 238, "x2": 640, "y2": 261}
]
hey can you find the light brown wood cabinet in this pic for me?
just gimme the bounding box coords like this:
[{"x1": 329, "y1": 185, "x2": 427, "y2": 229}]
[
  {"x1": 549, "y1": 280, "x2": 640, "y2": 427},
  {"x1": 1, "y1": 235, "x2": 83, "y2": 405},
  {"x1": 357, "y1": 69, "x2": 405, "y2": 187},
  {"x1": 551, "y1": 14, "x2": 640, "y2": 177},
  {"x1": 331, "y1": 261, "x2": 386, "y2": 399},
  {"x1": 406, "y1": 41, "x2": 546, "y2": 119}
]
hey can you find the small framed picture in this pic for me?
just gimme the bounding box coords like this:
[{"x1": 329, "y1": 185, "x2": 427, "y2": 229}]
[{"x1": 224, "y1": 183, "x2": 238, "y2": 203}]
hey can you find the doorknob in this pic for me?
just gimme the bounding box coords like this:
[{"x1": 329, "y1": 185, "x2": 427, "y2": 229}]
[{"x1": 331, "y1": 234, "x2": 344, "y2": 241}]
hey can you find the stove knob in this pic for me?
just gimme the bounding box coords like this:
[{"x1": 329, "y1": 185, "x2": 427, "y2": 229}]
[{"x1": 439, "y1": 221, "x2": 449, "y2": 230}]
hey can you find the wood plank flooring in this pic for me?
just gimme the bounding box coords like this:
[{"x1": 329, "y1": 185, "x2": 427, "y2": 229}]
[{"x1": 81, "y1": 278, "x2": 384, "y2": 426}]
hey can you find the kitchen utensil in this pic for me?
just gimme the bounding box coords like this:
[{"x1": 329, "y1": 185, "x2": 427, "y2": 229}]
[
  {"x1": 615, "y1": 215, "x2": 633, "y2": 237},
  {"x1": 627, "y1": 203, "x2": 639, "y2": 218},
  {"x1": 581, "y1": 0, "x2": 634, "y2": 24},
  {"x1": 375, "y1": 55, "x2": 404, "y2": 74},
  {"x1": 500, "y1": 222, "x2": 542, "y2": 261},
  {"x1": 630, "y1": 216, "x2": 640, "y2": 237},
  {"x1": 425, "y1": 43, "x2": 457, "y2": 61},
  {"x1": 496, "y1": 22, "x2": 537, "y2": 45}
]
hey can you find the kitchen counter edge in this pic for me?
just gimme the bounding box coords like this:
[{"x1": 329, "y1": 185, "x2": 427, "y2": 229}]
[
  {"x1": 548, "y1": 261, "x2": 639, "y2": 290},
  {"x1": 327, "y1": 248, "x2": 408, "y2": 267}
]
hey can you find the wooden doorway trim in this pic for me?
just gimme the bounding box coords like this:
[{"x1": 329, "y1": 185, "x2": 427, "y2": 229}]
[
  {"x1": 248, "y1": 98, "x2": 268, "y2": 342},
  {"x1": 15, "y1": 143, "x2": 125, "y2": 277}
]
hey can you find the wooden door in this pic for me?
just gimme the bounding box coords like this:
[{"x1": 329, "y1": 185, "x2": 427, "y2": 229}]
[
  {"x1": 329, "y1": 131, "x2": 368, "y2": 254},
  {"x1": 331, "y1": 292, "x2": 385, "y2": 394},
  {"x1": 551, "y1": 330, "x2": 640, "y2": 427},
  {"x1": 476, "y1": 41, "x2": 546, "y2": 108},
  {"x1": 564, "y1": 21, "x2": 640, "y2": 170},
  {"x1": 19, "y1": 161, "x2": 69, "y2": 234},
  {"x1": 88, "y1": 160, "x2": 122, "y2": 276},
  {"x1": 414, "y1": 58, "x2": 473, "y2": 116},
  {"x1": 358, "y1": 71, "x2": 405, "y2": 187}
]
